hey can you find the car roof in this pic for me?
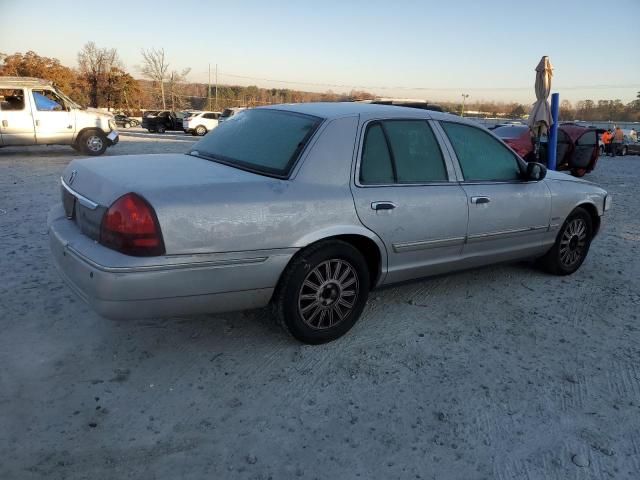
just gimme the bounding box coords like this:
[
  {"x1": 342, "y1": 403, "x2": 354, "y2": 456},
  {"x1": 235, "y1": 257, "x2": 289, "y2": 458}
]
[{"x1": 262, "y1": 101, "x2": 471, "y2": 124}]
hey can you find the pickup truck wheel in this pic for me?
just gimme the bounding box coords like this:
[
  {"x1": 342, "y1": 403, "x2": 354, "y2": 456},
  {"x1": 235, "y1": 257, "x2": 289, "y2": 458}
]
[
  {"x1": 538, "y1": 207, "x2": 593, "y2": 276},
  {"x1": 78, "y1": 130, "x2": 108, "y2": 156},
  {"x1": 273, "y1": 240, "x2": 370, "y2": 344},
  {"x1": 195, "y1": 125, "x2": 207, "y2": 136},
  {"x1": 123, "y1": 122, "x2": 131, "y2": 129},
  {"x1": 157, "y1": 125, "x2": 166, "y2": 133}
]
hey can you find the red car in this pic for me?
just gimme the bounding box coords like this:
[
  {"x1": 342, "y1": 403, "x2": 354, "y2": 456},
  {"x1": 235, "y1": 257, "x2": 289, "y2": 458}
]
[{"x1": 492, "y1": 123, "x2": 599, "y2": 177}]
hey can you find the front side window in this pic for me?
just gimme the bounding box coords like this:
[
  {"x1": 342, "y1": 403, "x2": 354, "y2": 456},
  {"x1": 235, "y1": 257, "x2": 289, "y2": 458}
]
[
  {"x1": 0, "y1": 89, "x2": 25, "y2": 111},
  {"x1": 360, "y1": 120, "x2": 448, "y2": 184},
  {"x1": 190, "y1": 109, "x2": 322, "y2": 177},
  {"x1": 441, "y1": 122, "x2": 522, "y2": 182},
  {"x1": 32, "y1": 89, "x2": 65, "y2": 111}
]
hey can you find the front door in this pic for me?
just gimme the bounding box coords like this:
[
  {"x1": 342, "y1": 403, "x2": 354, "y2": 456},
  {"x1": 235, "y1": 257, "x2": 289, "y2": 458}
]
[
  {"x1": 439, "y1": 121, "x2": 551, "y2": 261},
  {"x1": 351, "y1": 119, "x2": 469, "y2": 284},
  {"x1": 31, "y1": 88, "x2": 75, "y2": 144},
  {"x1": 0, "y1": 88, "x2": 36, "y2": 145}
]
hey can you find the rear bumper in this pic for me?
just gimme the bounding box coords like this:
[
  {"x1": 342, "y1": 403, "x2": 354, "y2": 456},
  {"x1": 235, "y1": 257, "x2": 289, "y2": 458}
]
[{"x1": 48, "y1": 205, "x2": 294, "y2": 320}]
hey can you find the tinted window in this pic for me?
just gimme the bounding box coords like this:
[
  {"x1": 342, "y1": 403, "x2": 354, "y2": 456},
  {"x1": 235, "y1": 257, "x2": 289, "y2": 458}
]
[
  {"x1": 577, "y1": 130, "x2": 597, "y2": 146},
  {"x1": 0, "y1": 89, "x2": 25, "y2": 111},
  {"x1": 442, "y1": 122, "x2": 521, "y2": 181},
  {"x1": 203, "y1": 113, "x2": 216, "y2": 119},
  {"x1": 384, "y1": 121, "x2": 447, "y2": 183},
  {"x1": 492, "y1": 125, "x2": 528, "y2": 139},
  {"x1": 190, "y1": 109, "x2": 321, "y2": 177},
  {"x1": 360, "y1": 123, "x2": 394, "y2": 184}
]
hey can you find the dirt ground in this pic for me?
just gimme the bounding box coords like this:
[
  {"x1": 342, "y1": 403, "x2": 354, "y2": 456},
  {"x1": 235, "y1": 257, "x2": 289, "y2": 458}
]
[{"x1": 1, "y1": 130, "x2": 639, "y2": 480}]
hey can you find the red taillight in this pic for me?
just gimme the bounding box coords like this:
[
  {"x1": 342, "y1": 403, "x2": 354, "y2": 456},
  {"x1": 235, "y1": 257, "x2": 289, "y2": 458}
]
[{"x1": 100, "y1": 193, "x2": 165, "y2": 256}]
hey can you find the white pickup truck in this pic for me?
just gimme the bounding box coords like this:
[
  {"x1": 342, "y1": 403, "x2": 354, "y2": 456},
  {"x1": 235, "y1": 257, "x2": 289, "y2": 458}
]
[{"x1": 0, "y1": 77, "x2": 118, "y2": 155}]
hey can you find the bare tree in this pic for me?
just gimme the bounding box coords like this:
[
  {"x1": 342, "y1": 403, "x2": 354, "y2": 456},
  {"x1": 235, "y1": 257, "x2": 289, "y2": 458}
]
[
  {"x1": 140, "y1": 48, "x2": 169, "y2": 109},
  {"x1": 168, "y1": 68, "x2": 191, "y2": 110},
  {"x1": 78, "y1": 42, "x2": 120, "y2": 108}
]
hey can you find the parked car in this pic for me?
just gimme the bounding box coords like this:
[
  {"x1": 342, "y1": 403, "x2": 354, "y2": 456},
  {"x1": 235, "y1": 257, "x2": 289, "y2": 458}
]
[
  {"x1": 141, "y1": 110, "x2": 181, "y2": 133},
  {"x1": 492, "y1": 123, "x2": 599, "y2": 177},
  {"x1": 0, "y1": 76, "x2": 118, "y2": 155},
  {"x1": 183, "y1": 111, "x2": 221, "y2": 136},
  {"x1": 49, "y1": 103, "x2": 610, "y2": 344},
  {"x1": 218, "y1": 107, "x2": 246, "y2": 123},
  {"x1": 113, "y1": 114, "x2": 139, "y2": 129}
]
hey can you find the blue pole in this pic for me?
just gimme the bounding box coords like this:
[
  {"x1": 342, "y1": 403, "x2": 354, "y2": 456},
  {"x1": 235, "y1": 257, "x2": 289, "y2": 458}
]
[{"x1": 548, "y1": 93, "x2": 560, "y2": 170}]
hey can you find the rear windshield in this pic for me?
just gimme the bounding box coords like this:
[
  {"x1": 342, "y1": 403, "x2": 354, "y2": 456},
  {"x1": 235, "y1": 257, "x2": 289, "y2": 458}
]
[
  {"x1": 492, "y1": 125, "x2": 528, "y2": 139},
  {"x1": 189, "y1": 109, "x2": 322, "y2": 178},
  {"x1": 220, "y1": 108, "x2": 234, "y2": 118}
]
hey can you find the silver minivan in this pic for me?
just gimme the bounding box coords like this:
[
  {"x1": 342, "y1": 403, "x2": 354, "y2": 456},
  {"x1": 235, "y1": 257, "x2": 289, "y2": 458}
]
[{"x1": 0, "y1": 77, "x2": 118, "y2": 155}]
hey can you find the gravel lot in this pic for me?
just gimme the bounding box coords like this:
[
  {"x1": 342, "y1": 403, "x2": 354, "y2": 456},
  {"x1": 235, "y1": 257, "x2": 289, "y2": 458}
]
[{"x1": 1, "y1": 131, "x2": 639, "y2": 480}]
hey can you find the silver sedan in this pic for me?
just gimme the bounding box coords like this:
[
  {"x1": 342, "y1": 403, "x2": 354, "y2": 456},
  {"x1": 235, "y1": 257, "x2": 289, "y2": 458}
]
[{"x1": 49, "y1": 103, "x2": 611, "y2": 344}]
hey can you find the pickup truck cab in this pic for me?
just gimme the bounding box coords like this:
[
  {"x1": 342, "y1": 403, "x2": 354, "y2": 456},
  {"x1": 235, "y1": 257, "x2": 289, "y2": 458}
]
[{"x1": 0, "y1": 76, "x2": 118, "y2": 155}]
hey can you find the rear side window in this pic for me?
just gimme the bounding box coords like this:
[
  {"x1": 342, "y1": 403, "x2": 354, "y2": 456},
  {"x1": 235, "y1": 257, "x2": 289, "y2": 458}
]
[
  {"x1": 0, "y1": 89, "x2": 25, "y2": 111},
  {"x1": 203, "y1": 113, "x2": 216, "y2": 119},
  {"x1": 360, "y1": 124, "x2": 394, "y2": 184},
  {"x1": 190, "y1": 109, "x2": 322, "y2": 177},
  {"x1": 360, "y1": 120, "x2": 447, "y2": 184},
  {"x1": 441, "y1": 122, "x2": 522, "y2": 182}
]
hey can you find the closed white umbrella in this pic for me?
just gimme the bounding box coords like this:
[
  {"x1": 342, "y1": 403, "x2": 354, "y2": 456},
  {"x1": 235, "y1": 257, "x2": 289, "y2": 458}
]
[{"x1": 528, "y1": 56, "x2": 553, "y2": 134}]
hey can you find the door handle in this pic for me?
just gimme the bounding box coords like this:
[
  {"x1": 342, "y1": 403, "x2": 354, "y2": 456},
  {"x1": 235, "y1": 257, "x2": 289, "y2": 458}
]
[
  {"x1": 371, "y1": 201, "x2": 396, "y2": 211},
  {"x1": 470, "y1": 196, "x2": 491, "y2": 204}
]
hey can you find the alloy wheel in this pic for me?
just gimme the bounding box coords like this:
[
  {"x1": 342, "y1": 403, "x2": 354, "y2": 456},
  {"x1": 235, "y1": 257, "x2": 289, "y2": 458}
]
[
  {"x1": 559, "y1": 218, "x2": 587, "y2": 267},
  {"x1": 297, "y1": 259, "x2": 359, "y2": 330},
  {"x1": 86, "y1": 135, "x2": 104, "y2": 152}
]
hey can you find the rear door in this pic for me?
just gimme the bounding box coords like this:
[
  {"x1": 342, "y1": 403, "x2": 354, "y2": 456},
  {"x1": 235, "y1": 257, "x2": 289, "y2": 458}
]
[
  {"x1": 32, "y1": 88, "x2": 75, "y2": 144},
  {"x1": 0, "y1": 87, "x2": 36, "y2": 145},
  {"x1": 351, "y1": 118, "x2": 469, "y2": 284},
  {"x1": 439, "y1": 121, "x2": 551, "y2": 261}
]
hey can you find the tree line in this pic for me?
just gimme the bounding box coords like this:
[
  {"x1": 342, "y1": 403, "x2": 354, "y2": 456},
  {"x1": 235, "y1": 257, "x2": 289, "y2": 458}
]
[{"x1": 1, "y1": 46, "x2": 638, "y2": 121}]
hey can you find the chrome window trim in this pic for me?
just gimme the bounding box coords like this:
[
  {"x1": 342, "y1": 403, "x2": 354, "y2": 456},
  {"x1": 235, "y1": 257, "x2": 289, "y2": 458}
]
[{"x1": 60, "y1": 176, "x2": 99, "y2": 210}]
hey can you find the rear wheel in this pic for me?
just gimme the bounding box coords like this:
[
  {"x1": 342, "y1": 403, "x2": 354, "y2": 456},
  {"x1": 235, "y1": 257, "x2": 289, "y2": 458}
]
[
  {"x1": 157, "y1": 125, "x2": 166, "y2": 133},
  {"x1": 123, "y1": 122, "x2": 131, "y2": 129},
  {"x1": 77, "y1": 130, "x2": 108, "y2": 156},
  {"x1": 195, "y1": 125, "x2": 207, "y2": 136},
  {"x1": 538, "y1": 207, "x2": 593, "y2": 275},
  {"x1": 273, "y1": 240, "x2": 370, "y2": 344}
]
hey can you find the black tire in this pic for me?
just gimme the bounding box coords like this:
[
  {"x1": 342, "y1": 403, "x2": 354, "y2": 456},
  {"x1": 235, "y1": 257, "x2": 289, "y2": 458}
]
[
  {"x1": 148, "y1": 129, "x2": 156, "y2": 133},
  {"x1": 272, "y1": 240, "x2": 370, "y2": 344},
  {"x1": 571, "y1": 167, "x2": 587, "y2": 178},
  {"x1": 538, "y1": 207, "x2": 593, "y2": 275},
  {"x1": 195, "y1": 125, "x2": 207, "y2": 136},
  {"x1": 124, "y1": 122, "x2": 131, "y2": 129},
  {"x1": 76, "y1": 130, "x2": 108, "y2": 156},
  {"x1": 157, "y1": 125, "x2": 166, "y2": 133}
]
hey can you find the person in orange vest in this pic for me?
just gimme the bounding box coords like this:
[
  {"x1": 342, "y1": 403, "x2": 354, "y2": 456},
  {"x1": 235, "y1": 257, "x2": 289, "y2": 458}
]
[
  {"x1": 602, "y1": 129, "x2": 613, "y2": 156},
  {"x1": 612, "y1": 126, "x2": 625, "y2": 156}
]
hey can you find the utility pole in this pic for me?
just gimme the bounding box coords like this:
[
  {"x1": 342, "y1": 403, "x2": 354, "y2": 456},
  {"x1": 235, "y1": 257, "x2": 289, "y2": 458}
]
[
  {"x1": 461, "y1": 93, "x2": 469, "y2": 117},
  {"x1": 208, "y1": 64, "x2": 212, "y2": 111},
  {"x1": 214, "y1": 64, "x2": 218, "y2": 111}
]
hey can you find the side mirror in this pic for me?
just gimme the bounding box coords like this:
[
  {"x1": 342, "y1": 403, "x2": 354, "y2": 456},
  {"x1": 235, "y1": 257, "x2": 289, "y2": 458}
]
[{"x1": 526, "y1": 162, "x2": 547, "y2": 181}]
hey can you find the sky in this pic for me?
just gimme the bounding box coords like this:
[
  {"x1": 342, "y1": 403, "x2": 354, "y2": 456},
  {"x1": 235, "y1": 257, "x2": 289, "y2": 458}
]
[{"x1": 1, "y1": 0, "x2": 639, "y2": 104}]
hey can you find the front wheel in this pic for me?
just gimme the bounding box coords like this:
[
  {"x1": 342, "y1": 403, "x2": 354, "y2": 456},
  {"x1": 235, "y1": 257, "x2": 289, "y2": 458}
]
[
  {"x1": 538, "y1": 207, "x2": 593, "y2": 275},
  {"x1": 273, "y1": 240, "x2": 370, "y2": 344},
  {"x1": 77, "y1": 130, "x2": 108, "y2": 156},
  {"x1": 124, "y1": 122, "x2": 131, "y2": 129},
  {"x1": 195, "y1": 125, "x2": 207, "y2": 136}
]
